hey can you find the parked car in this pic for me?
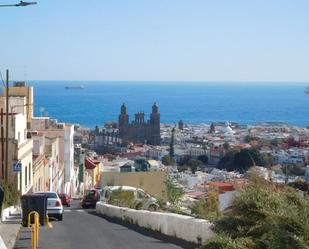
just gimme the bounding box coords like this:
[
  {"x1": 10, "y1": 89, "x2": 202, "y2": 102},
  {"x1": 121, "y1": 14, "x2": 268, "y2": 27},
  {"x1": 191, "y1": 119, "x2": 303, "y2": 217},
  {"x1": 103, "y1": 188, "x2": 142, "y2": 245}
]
[
  {"x1": 81, "y1": 189, "x2": 100, "y2": 208},
  {"x1": 100, "y1": 186, "x2": 159, "y2": 211},
  {"x1": 35, "y1": 191, "x2": 64, "y2": 221},
  {"x1": 59, "y1": 193, "x2": 71, "y2": 207}
]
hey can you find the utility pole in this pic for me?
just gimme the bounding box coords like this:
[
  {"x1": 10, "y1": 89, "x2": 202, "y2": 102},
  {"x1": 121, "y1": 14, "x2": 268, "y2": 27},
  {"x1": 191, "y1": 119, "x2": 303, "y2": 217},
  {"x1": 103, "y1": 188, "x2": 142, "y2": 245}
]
[
  {"x1": 5, "y1": 70, "x2": 9, "y2": 183},
  {"x1": 1, "y1": 109, "x2": 4, "y2": 179}
]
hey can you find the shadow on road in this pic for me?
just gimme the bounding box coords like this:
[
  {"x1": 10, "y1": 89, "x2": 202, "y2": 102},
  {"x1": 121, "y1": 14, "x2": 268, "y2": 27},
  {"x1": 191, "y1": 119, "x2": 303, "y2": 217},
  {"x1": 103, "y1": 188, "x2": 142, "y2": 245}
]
[{"x1": 88, "y1": 211, "x2": 198, "y2": 249}]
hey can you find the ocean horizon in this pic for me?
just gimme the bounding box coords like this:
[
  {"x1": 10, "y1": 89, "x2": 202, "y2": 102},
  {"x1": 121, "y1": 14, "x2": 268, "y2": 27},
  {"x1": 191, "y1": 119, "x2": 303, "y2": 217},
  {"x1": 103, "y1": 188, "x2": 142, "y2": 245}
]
[{"x1": 22, "y1": 81, "x2": 309, "y2": 128}]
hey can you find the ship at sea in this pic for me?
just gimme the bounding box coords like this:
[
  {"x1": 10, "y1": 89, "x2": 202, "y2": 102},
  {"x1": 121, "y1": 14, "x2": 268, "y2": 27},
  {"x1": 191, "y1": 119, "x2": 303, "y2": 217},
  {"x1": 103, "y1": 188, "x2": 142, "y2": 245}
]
[
  {"x1": 305, "y1": 86, "x2": 309, "y2": 94},
  {"x1": 65, "y1": 85, "x2": 84, "y2": 90}
]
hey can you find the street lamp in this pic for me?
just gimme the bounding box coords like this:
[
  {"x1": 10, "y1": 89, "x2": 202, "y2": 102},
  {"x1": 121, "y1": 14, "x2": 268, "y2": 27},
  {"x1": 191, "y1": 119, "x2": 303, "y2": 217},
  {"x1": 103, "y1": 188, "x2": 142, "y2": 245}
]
[
  {"x1": 0, "y1": 0, "x2": 36, "y2": 185},
  {"x1": 0, "y1": 1, "x2": 37, "y2": 7}
]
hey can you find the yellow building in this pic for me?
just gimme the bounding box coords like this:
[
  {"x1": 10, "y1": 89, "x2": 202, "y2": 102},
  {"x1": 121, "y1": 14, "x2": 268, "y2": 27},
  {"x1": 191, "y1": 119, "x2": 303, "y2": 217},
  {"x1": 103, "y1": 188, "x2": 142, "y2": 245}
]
[
  {"x1": 84, "y1": 158, "x2": 101, "y2": 189},
  {"x1": 33, "y1": 155, "x2": 50, "y2": 192}
]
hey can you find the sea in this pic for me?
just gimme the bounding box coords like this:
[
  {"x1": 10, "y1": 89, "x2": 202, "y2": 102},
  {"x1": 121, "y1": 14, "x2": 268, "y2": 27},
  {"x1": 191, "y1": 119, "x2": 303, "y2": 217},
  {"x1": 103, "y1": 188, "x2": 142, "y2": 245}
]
[{"x1": 27, "y1": 81, "x2": 309, "y2": 128}]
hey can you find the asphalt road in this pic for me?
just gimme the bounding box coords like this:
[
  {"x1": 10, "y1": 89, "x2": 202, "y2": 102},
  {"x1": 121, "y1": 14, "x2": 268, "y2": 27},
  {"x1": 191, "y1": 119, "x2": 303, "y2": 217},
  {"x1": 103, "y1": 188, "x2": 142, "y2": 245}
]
[{"x1": 36, "y1": 200, "x2": 196, "y2": 249}]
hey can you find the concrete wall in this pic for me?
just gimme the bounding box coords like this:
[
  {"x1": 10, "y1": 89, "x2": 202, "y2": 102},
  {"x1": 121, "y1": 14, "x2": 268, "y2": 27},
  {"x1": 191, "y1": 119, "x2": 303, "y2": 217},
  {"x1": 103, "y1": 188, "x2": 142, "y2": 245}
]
[
  {"x1": 96, "y1": 202, "x2": 214, "y2": 244},
  {"x1": 1, "y1": 206, "x2": 18, "y2": 222},
  {"x1": 101, "y1": 171, "x2": 166, "y2": 199}
]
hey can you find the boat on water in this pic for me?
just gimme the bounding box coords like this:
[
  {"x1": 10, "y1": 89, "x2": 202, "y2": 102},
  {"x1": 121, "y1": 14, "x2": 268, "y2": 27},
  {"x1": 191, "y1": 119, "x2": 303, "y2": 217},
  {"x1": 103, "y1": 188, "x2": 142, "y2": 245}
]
[
  {"x1": 305, "y1": 86, "x2": 309, "y2": 94},
  {"x1": 65, "y1": 85, "x2": 84, "y2": 90}
]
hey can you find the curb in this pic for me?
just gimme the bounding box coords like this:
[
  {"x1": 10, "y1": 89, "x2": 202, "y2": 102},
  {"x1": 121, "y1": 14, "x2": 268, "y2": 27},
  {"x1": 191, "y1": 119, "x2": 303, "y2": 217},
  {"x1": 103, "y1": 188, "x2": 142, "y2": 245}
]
[{"x1": 0, "y1": 235, "x2": 8, "y2": 249}]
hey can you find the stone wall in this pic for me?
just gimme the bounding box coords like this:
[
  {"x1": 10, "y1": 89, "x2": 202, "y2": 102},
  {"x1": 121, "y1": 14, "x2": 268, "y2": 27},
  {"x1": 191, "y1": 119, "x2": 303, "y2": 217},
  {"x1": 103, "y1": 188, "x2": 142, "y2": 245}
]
[{"x1": 96, "y1": 202, "x2": 214, "y2": 244}]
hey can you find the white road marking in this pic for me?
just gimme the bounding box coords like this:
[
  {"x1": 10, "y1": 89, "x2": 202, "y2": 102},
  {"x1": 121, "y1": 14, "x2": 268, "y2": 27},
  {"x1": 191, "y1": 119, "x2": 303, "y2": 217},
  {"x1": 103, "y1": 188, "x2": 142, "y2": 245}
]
[
  {"x1": 64, "y1": 210, "x2": 71, "y2": 213},
  {"x1": 76, "y1": 209, "x2": 85, "y2": 212}
]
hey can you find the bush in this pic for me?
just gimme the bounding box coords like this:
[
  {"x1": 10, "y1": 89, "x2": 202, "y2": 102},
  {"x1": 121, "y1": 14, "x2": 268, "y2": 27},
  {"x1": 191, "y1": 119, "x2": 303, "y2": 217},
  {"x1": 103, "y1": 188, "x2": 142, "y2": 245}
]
[
  {"x1": 107, "y1": 189, "x2": 135, "y2": 209},
  {"x1": 162, "y1": 155, "x2": 175, "y2": 166},
  {"x1": 190, "y1": 188, "x2": 220, "y2": 221},
  {"x1": 201, "y1": 179, "x2": 309, "y2": 249},
  {"x1": 165, "y1": 176, "x2": 184, "y2": 206},
  {"x1": 218, "y1": 148, "x2": 266, "y2": 172},
  {"x1": 199, "y1": 235, "x2": 254, "y2": 249},
  {"x1": 0, "y1": 180, "x2": 19, "y2": 208},
  {"x1": 288, "y1": 180, "x2": 309, "y2": 194}
]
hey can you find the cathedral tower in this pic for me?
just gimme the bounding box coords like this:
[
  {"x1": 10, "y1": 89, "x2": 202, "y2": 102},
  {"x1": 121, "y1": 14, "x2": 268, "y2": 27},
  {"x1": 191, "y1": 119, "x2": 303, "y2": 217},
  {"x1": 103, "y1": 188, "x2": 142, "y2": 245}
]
[{"x1": 118, "y1": 103, "x2": 129, "y2": 137}]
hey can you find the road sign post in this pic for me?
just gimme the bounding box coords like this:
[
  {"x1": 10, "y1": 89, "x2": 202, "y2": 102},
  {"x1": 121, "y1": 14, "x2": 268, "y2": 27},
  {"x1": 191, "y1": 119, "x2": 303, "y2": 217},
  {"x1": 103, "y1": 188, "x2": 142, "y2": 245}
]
[{"x1": 12, "y1": 161, "x2": 22, "y2": 172}]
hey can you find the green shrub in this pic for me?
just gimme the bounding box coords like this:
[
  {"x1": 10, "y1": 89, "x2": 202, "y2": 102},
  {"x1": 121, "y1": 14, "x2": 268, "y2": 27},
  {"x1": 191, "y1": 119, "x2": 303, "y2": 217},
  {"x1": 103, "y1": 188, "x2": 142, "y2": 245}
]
[
  {"x1": 190, "y1": 187, "x2": 220, "y2": 221},
  {"x1": 107, "y1": 189, "x2": 135, "y2": 209},
  {"x1": 200, "y1": 235, "x2": 254, "y2": 249},
  {"x1": 0, "y1": 180, "x2": 20, "y2": 208},
  {"x1": 165, "y1": 176, "x2": 183, "y2": 205},
  {"x1": 201, "y1": 179, "x2": 309, "y2": 249}
]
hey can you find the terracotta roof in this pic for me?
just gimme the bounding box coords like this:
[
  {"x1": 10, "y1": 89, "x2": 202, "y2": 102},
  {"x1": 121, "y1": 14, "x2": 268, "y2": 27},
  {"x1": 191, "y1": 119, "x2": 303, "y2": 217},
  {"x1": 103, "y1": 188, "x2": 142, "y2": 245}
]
[
  {"x1": 208, "y1": 181, "x2": 234, "y2": 187},
  {"x1": 84, "y1": 158, "x2": 99, "y2": 169}
]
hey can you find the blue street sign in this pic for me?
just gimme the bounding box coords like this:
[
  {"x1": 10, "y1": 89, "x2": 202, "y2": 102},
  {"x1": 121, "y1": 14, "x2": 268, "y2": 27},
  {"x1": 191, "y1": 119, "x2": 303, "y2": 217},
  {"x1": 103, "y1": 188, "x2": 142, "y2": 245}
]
[{"x1": 12, "y1": 162, "x2": 22, "y2": 172}]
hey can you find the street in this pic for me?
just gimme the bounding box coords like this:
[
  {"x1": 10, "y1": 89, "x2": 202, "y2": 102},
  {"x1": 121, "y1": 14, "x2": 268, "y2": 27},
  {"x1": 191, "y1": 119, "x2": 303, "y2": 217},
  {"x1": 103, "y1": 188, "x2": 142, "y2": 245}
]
[{"x1": 18, "y1": 200, "x2": 195, "y2": 249}]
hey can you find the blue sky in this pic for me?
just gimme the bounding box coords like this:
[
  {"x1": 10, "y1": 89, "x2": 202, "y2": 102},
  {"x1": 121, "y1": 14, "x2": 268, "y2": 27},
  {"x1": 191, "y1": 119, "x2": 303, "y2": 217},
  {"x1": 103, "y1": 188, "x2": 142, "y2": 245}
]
[{"x1": 1, "y1": 0, "x2": 309, "y2": 82}]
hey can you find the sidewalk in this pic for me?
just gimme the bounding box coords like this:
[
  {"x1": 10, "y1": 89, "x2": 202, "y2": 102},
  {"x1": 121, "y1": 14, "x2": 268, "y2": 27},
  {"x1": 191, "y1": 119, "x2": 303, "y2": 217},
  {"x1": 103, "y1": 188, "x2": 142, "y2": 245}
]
[
  {"x1": 0, "y1": 211, "x2": 21, "y2": 249},
  {"x1": 12, "y1": 227, "x2": 31, "y2": 249}
]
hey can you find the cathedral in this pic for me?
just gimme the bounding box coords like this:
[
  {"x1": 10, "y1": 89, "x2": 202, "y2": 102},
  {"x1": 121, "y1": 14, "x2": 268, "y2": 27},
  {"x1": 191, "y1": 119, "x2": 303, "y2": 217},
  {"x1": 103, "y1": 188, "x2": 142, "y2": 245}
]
[{"x1": 118, "y1": 103, "x2": 161, "y2": 145}]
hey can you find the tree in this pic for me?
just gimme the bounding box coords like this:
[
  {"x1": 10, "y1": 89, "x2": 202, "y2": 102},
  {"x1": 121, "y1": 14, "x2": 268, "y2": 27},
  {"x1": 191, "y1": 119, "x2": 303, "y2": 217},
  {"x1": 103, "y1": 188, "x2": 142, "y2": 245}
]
[
  {"x1": 223, "y1": 142, "x2": 231, "y2": 151},
  {"x1": 178, "y1": 155, "x2": 191, "y2": 166},
  {"x1": 218, "y1": 148, "x2": 265, "y2": 172},
  {"x1": 162, "y1": 155, "x2": 175, "y2": 166},
  {"x1": 217, "y1": 150, "x2": 237, "y2": 171},
  {"x1": 197, "y1": 155, "x2": 208, "y2": 164},
  {"x1": 165, "y1": 176, "x2": 184, "y2": 206},
  {"x1": 200, "y1": 180, "x2": 309, "y2": 249},
  {"x1": 169, "y1": 127, "x2": 175, "y2": 157},
  {"x1": 187, "y1": 159, "x2": 203, "y2": 174},
  {"x1": 263, "y1": 153, "x2": 274, "y2": 168},
  {"x1": 190, "y1": 187, "x2": 220, "y2": 221}
]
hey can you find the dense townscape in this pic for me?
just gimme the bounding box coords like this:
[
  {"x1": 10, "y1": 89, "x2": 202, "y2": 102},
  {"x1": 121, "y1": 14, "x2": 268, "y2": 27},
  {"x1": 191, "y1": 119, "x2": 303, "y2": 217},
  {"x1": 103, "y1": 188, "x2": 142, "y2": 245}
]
[
  {"x1": 0, "y1": 81, "x2": 308, "y2": 249},
  {"x1": 1, "y1": 1, "x2": 309, "y2": 249}
]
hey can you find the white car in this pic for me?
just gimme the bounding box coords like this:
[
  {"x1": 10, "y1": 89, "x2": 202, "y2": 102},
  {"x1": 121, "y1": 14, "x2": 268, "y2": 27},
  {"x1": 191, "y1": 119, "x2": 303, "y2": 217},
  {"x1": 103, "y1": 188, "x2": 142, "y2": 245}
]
[
  {"x1": 100, "y1": 186, "x2": 159, "y2": 211},
  {"x1": 35, "y1": 191, "x2": 64, "y2": 221}
]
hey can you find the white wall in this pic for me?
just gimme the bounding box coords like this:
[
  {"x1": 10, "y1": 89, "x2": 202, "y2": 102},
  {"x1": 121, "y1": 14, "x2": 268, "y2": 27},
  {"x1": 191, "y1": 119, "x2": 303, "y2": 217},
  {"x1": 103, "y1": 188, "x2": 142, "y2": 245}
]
[
  {"x1": 64, "y1": 125, "x2": 74, "y2": 195},
  {"x1": 96, "y1": 203, "x2": 214, "y2": 244}
]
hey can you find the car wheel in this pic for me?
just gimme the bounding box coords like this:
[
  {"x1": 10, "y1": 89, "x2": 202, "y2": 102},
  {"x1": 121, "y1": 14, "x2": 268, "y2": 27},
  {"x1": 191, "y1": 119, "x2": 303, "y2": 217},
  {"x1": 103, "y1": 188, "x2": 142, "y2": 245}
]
[
  {"x1": 148, "y1": 205, "x2": 157, "y2": 212},
  {"x1": 58, "y1": 214, "x2": 63, "y2": 221},
  {"x1": 67, "y1": 204, "x2": 70, "y2": 207}
]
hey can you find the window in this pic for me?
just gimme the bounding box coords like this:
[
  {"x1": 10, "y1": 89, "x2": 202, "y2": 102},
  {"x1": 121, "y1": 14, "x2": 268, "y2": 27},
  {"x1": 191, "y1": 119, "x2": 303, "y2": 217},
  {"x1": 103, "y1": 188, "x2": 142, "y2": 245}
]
[
  {"x1": 36, "y1": 192, "x2": 57, "y2": 198},
  {"x1": 29, "y1": 163, "x2": 31, "y2": 183},
  {"x1": 137, "y1": 190, "x2": 145, "y2": 199},
  {"x1": 25, "y1": 166, "x2": 27, "y2": 186}
]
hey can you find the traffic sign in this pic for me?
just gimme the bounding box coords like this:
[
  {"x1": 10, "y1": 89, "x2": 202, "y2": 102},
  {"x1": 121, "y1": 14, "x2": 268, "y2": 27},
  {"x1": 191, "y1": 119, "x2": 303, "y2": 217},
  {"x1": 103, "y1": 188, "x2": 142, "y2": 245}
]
[{"x1": 12, "y1": 162, "x2": 22, "y2": 172}]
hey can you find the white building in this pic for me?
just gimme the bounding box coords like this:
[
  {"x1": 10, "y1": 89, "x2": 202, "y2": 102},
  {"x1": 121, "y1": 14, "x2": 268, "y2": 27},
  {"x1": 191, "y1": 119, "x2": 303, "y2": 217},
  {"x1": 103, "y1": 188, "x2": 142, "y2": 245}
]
[
  {"x1": 0, "y1": 93, "x2": 33, "y2": 195},
  {"x1": 32, "y1": 118, "x2": 74, "y2": 194}
]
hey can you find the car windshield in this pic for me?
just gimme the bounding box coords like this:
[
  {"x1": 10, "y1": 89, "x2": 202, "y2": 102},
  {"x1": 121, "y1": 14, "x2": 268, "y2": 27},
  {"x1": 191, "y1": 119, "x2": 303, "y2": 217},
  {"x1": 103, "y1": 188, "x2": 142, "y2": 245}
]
[
  {"x1": 43, "y1": 192, "x2": 58, "y2": 198},
  {"x1": 86, "y1": 190, "x2": 96, "y2": 198}
]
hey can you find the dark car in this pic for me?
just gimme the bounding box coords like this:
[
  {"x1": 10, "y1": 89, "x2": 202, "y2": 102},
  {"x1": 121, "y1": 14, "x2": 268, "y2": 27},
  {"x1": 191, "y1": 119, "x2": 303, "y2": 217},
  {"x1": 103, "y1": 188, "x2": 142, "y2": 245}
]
[
  {"x1": 81, "y1": 189, "x2": 100, "y2": 208},
  {"x1": 59, "y1": 193, "x2": 71, "y2": 207}
]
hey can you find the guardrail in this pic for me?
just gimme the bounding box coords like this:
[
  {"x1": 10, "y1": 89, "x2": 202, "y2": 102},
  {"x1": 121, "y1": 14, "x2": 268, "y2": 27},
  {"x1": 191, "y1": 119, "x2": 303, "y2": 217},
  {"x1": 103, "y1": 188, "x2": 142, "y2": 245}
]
[{"x1": 96, "y1": 202, "x2": 214, "y2": 244}]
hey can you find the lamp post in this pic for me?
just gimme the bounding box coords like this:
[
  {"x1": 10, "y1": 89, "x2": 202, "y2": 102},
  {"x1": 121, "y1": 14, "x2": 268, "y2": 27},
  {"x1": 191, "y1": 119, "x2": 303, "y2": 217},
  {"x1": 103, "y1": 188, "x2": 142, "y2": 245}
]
[{"x1": 0, "y1": 1, "x2": 36, "y2": 183}]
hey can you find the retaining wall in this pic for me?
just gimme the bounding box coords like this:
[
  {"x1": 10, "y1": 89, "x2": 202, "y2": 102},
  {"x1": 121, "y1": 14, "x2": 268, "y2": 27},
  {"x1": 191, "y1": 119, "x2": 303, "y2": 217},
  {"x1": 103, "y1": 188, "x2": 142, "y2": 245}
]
[
  {"x1": 96, "y1": 202, "x2": 214, "y2": 244},
  {"x1": 1, "y1": 206, "x2": 17, "y2": 222}
]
